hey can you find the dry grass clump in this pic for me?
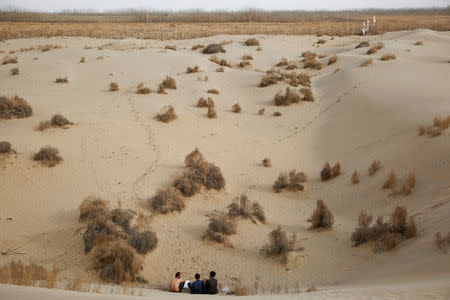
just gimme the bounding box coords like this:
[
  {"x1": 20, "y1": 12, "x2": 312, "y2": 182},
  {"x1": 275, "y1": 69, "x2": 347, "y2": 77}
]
[
  {"x1": 149, "y1": 187, "x2": 185, "y2": 214},
  {"x1": 355, "y1": 41, "x2": 370, "y2": 48},
  {"x1": 109, "y1": 82, "x2": 119, "y2": 91},
  {"x1": 351, "y1": 171, "x2": 360, "y2": 184},
  {"x1": 419, "y1": 115, "x2": 450, "y2": 137},
  {"x1": 242, "y1": 54, "x2": 253, "y2": 60},
  {"x1": 202, "y1": 43, "x2": 226, "y2": 54},
  {"x1": 187, "y1": 65, "x2": 200, "y2": 73},
  {"x1": 328, "y1": 55, "x2": 338, "y2": 65},
  {"x1": 273, "y1": 111, "x2": 282, "y2": 117},
  {"x1": 37, "y1": 113, "x2": 73, "y2": 131},
  {"x1": 129, "y1": 230, "x2": 158, "y2": 255},
  {"x1": 80, "y1": 56, "x2": 86, "y2": 63},
  {"x1": 259, "y1": 72, "x2": 283, "y2": 87},
  {"x1": 165, "y1": 45, "x2": 176, "y2": 51},
  {"x1": 0, "y1": 95, "x2": 33, "y2": 119},
  {"x1": 227, "y1": 194, "x2": 265, "y2": 224},
  {"x1": 301, "y1": 51, "x2": 317, "y2": 59},
  {"x1": 307, "y1": 200, "x2": 334, "y2": 230},
  {"x1": 273, "y1": 87, "x2": 301, "y2": 106},
  {"x1": 414, "y1": 41, "x2": 423, "y2": 46},
  {"x1": 273, "y1": 169, "x2": 306, "y2": 192},
  {"x1": 244, "y1": 38, "x2": 260, "y2": 46},
  {"x1": 33, "y1": 146, "x2": 62, "y2": 167},
  {"x1": 320, "y1": 162, "x2": 341, "y2": 181},
  {"x1": 285, "y1": 62, "x2": 298, "y2": 70},
  {"x1": 39, "y1": 44, "x2": 61, "y2": 52},
  {"x1": 306, "y1": 284, "x2": 317, "y2": 292},
  {"x1": 351, "y1": 206, "x2": 417, "y2": 251},
  {"x1": 79, "y1": 196, "x2": 108, "y2": 222},
  {"x1": 216, "y1": 66, "x2": 225, "y2": 72},
  {"x1": 191, "y1": 44, "x2": 205, "y2": 50},
  {"x1": 162, "y1": 75, "x2": 177, "y2": 89},
  {"x1": 10, "y1": 67, "x2": 19, "y2": 75},
  {"x1": 232, "y1": 103, "x2": 242, "y2": 113},
  {"x1": 367, "y1": 42, "x2": 384, "y2": 55},
  {"x1": 2, "y1": 55, "x2": 18, "y2": 64},
  {"x1": 260, "y1": 227, "x2": 300, "y2": 264},
  {"x1": 257, "y1": 47, "x2": 262, "y2": 51},
  {"x1": 262, "y1": 158, "x2": 271, "y2": 167},
  {"x1": 239, "y1": 60, "x2": 251, "y2": 67},
  {"x1": 156, "y1": 105, "x2": 177, "y2": 123},
  {"x1": 136, "y1": 82, "x2": 151, "y2": 94},
  {"x1": 435, "y1": 232, "x2": 450, "y2": 253},
  {"x1": 0, "y1": 260, "x2": 59, "y2": 288},
  {"x1": 276, "y1": 57, "x2": 289, "y2": 67},
  {"x1": 317, "y1": 39, "x2": 326, "y2": 44},
  {"x1": 301, "y1": 87, "x2": 314, "y2": 101},
  {"x1": 208, "y1": 106, "x2": 217, "y2": 118},
  {"x1": 382, "y1": 171, "x2": 397, "y2": 190},
  {"x1": 402, "y1": 172, "x2": 416, "y2": 196},
  {"x1": 55, "y1": 77, "x2": 69, "y2": 83},
  {"x1": 197, "y1": 97, "x2": 207, "y2": 107},
  {"x1": 0, "y1": 141, "x2": 12, "y2": 154},
  {"x1": 368, "y1": 160, "x2": 381, "y2": 176},
  {"x1": 84, "y1": 45, "x2": 92, "y2": 49},
  {"x1": 258, "y1": 108, "x2": 265, "y2": 115},
  {"x1": 208, "y1": 88, "x2": 220, "y2": 94},
  {"x1": 360, "y1": 58, "x2": 374, "y2": 67},
  {"x1": 157, "y1": 83, "x2": 166, "y2": 94},
  {"x1": 203, "y1": 214, "x2": 236, "y2": 245},
  {"x1": 209, "y1": 55, "x2": 231, "y2": 67},
  {"x1": 303, "y1": 56, "x2": 323, "y2": 70},
  {"x1": 380, "y1": 53, "x2": 396, "y2": 61}
]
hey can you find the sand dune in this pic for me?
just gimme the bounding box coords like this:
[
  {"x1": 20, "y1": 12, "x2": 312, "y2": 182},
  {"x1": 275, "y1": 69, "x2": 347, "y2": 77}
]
[{"x1": 1, "y1": 29, "x2": 450, "y2": 298}]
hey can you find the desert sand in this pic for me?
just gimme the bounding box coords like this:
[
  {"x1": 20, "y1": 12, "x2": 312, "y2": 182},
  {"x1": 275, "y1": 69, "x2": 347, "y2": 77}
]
[{"x1": 1, "y1": 29, "x2": 450, "y2": 299}]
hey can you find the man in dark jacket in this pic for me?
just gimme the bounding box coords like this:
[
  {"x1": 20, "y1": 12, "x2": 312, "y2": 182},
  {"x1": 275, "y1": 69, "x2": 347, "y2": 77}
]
[
  {"x1": 203, "y1": 271, "x2": 218, "y2": 295},
  {"x1": 188, "y1": 273, "x2": 203, "y2": 294}
]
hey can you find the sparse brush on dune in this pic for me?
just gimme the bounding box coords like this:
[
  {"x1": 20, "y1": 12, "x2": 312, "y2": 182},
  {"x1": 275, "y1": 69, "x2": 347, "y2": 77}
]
[
  {"x1": 209, "y1": 55, "x2": 231, "y2": 67},
  {"x1": 79, "y1": 196, "x2": 109, "y2": 222},
  {"x1": 202, "y1": 43, "x2": 226, "y2": 54},
  {"x1": 258, "y1": 108, "x2": 265, "y2": 115},
  {"x1": 2, "y1": 55, "x2": 18, "y2": 65},
  {"x1": 136, "y1": 82, "x2": 151, "y2": 94},
  {"x1": 285, "y1": 62, "x2": 298, "y2": 70},
  {"x1": 109, "y1": 82, "x2": 119, "y2": 91},
  {"x1": 216, "y1": 66, "x2": 225, "y2": 72},
  {"x1": 274, "y1": 87, "x2": 301, "y2": 106},
  {"x1": 259, "y1": 73, "x2": 283, "y2": 87},
  {"x1": 232, "y1": 103, "x2": 241, "y2": 113},
  {"x1": 301, "y1": 87, "x2": 314, "y2": 101},
  {"x1": 351, "y1": 171, "x2": 360, "y2": 184},
  {"x1": 301, "y1": 51, "x2": 317, "y2": 59},
  {"x1": 39, "y1": 44, "x2": 61, "y2": 52},
  {"x1": 402, "y1": 172, "x2": 416, "y2": 196},
  {"x1": 307, "y1": 200, "x2": 334, "y2": 230},
  {"x1": 55, "y1": 77, "x2": 69, "y2": 83},
  {"x1": 187, "y1": 65, "x2": 200, "y2": 73},
  {"x1": 383, "y1": 171, "x2": 397, "y2": 190},
  {"x1": 197, "y1": 97, "x2": 207, "y2": 107},
  {"x1": 165, "y1": 45, "x2": 176, "y2": 51},
  {"x1": 320, "y1": 162, "x2": 341, "y2": 181},
  {"x1": 80, "y1": 56, "x2": 86, "y2": 63},
  {"x1": 368, "y1": 160, "x2": 381, "y2": 176},
  {"x1": 276, "y1": 57, "x2": 289, "y2": 67},
  {"x1": 418, "y1": 125, "x2": 425, "y2": 136},
  {"x1": 149, "y1": 187, "x2": 185, "y2": 214},
  {"x1": 33, "y1": 146, "x2": 62, "y2": 167},
  {"x1": 208, "y1": 88, "x2": 220, "y2": 94},
  {"x1": 162, "y1": 75, "x2": 177, "y2": 89},
  {"x1": 242, "y1": 54, "x2": 253, "y2": 60},
  {"x1": 273, "y1": 111, "x2": 282, "y2": 117},
  {"x1": 351, "y1": 206, "x2": 416, "y2": 251},
  {"x1": 380, "y1": 53, "x2": 396, "y2": 61},
  {"x1": 37, "y1": 113, "x2": 73, "y2": 131},
  {"x1": 257, "y1": 47, "x2": 262, "y2": 51},
  {"x1": 260, "y1": 227, "x2": 300, "y2": 265},
  {"x1": 239, "y1": 60, "x2": 251, "y2": 67},
  {"x1": 157, "y1": 83, "x2": 166, "y2": 94},
  {"x1": 360, "y1": 58, "x2": 373, "y2": 67},
  {"x1": 156, "y1": 105, "x2": 177, "y2": 123},
  {"x1": 244, "y1": 38, "x2": 260, "y2": 46},
  {"x1": 0, "y1": 260, "x2": 59, "y2": 287},
  {"x1": 10, "y1": 67, "x2": 19, "y2": 75},
  {"x1": 273, "y1": 169, "x2": 306, "y2": 192},
  {"x1": 318, "y1": 54, "x2": 327, "y2": 58},
  {"x1": 0, "y1": 95, "x2": 33, "y2": 119},
  {"x1": 173, "y1": 174, "x2": 202, "y2": 197},
  {"x1": 191, "y1": 44, "x2": 205, "y2": 50},
  {"x1": 435, "y1": 232, "x2": 450, "y2": 253},
  {"x1": 414, "y1": 41, "x2": 423, "y2": 46},
  {"x1": 355, "y1": 41, "x2": 370, "y2": 48},
  {"x1": 203, "y1": 214, "x2": 236, "y2": 245},
  {"x1": 367, "y1": 42, "x2": 384, "y2": 55},
  {"x1": 262, "y1": 158, "x2": 271, "y2": 167},
  {"x1": 328, "y1": 55, "x2": 338, "y2": 65},
  {"x1": 0, "y1": 141, "x2": 12, "y2": 154},
  {"x1": 129, "y1": 230, "x2": 158, "y2": 255},
  {"x1": 317, "y1": 39, "x2": 326, "y2": 44},
  {"x1": 419, "y1": 115, "x2": 450, "y2": 137},
  {"x1": 227, "y1": 194, "x2": 266, "y2": 224},
  {"x1": 207, "y1": 97, "x2": 215, "y2": 108},
  {"x1": 303, "y1": 56, "x2": 323, "y2": 70},
  {"x1": 208, "y1": 106, "x2": 217, "y2": 119}
]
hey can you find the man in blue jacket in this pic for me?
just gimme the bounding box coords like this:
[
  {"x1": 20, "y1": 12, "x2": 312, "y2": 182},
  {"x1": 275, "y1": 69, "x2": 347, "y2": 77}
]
[{"x1": 188, "y1": 273, "x2": 203, "y2": 294}]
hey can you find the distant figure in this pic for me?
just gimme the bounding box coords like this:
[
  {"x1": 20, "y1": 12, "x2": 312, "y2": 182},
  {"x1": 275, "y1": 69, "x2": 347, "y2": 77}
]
[
  {"x1": 203, "y1": 271, "x2": 219, "y2": 295},
  {"x1": 188, "y1": 273, "x2": 203, "y2": 294},
  {"x1": 170, "y1": 272, "x2": 186, "y2": 293}
]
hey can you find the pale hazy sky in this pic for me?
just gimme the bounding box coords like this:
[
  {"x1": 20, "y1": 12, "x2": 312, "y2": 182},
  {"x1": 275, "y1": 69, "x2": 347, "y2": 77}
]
[{"x1": 0, "y1": 0, "x2": 448, "y2": 12}]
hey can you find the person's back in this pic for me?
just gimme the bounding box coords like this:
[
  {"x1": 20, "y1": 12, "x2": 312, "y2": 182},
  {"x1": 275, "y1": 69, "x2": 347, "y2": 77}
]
[
  {"x1": 204, "y1": 271, "x2": 218, "y2": 295},
  {"x1": 188, "y1": 273, "x2": 203, "y2": 294}
]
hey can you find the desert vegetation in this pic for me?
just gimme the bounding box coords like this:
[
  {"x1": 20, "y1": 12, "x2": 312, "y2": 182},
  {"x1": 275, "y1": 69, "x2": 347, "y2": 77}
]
[
  {"x1": 37, "y1": 113, "x2": 73, "y2": 131},
  {"x1": 258, "y1": 108, "x2": 265, "y2": 115},
  {"x1": 208, "y1": 106, "x2": 217, "y2": 118},
  {"x1": 187, "y1": 65, "x2": 200, "y2": 73},
  {"x1": 360, "y1": 58, "x2": 374, "y2": 67},
  {"x1": 355, "y1": 41, "x2": 370, "y2": 48},
  {"x1": 307, "y1": 200, "x2": 334, "y2": 230},
  {"x1": 156, "y1": 105, "x2": 177, "y2": 123},
  {"x1": 328, "y1": 55, "x2": 338, "y2": 65},
  {"x1": 80, "y1": 56, "x2": 86, "y2": 63},
  {"x1": 414, "y1": 41, "x2": 423, "y2": 46},
  {"x1": 227, "y1": 194, "x2": 266, "y2": 224},
  {"x1": 382, "y1": 171, "x2": 397, "y2": 191},
  {"x1": 2, "y1": 55, "x2": 18, "y2": 64},
  {"x1": 239, "y1": 60, "x2": 251, "y2": 67},
  {"x1": 208, "y1": 88, "x2": 220, "y2": 94},
  {"x1": 55, "y1": 77, "x2": 69, "y2": 83},
  {"x1": 165, "y1": 45, "x2": 176, "y2": 51},
  {"x1": 402, "y1": 172, "x2": 416, "y2": 196},
  {"x1": 273, "y1": 170, "x2": 307, "y2": 192},
  {"x1": 203, "y1": 214, "x2": 236, "y2": 246},
  {"x1": 244, "y1": 38, "x2": 260, "y2": 46},
  {"x1": 418, "y1": 115, "x2": 450, "y2": 137},
  {"x1": 0, "y1": 95, "x2": 33, "y2": 119},
  {"x1": 33, "y1": 146, "x2": 63, "y2": 167},
  {"x1": 367, "y1": 42, "x2": 384, "y2": 55},
  {"x1": 149, "y1": 187, "x2": 185, "y2": 214},
  {"x1": 262, "y1": 158, "x2": 271, "y2": 167},
  {"x1": 136, "y1": 82, "x2": 151, "y2": 94},
  {"x1": 320, "y1": 162, "x2": 341, "y2": 181},
  {"x1": 10, "y1": 67, "x2": 19, "y2": 75},
  {"x1": 273, "y1": 87, "x2": 301, "y2": 106},
  {"x1": 109, "y1": 82, "x2": 119, "y2": 91},
  {"x1": 303, "y1": 53, "x2": 323, "y2": 70},
  {"x1": 260, "y1": 227, "x2": 302, "y2": 264},
  {"x1": 191, "y1": 44, "x2": 204, "y2": 50},
  {"x1": 232, "y1": 103, "x2": 242, "y2": 113},
  {"x1": 0, "y1": 260, "x2": 58, "y2": 288},
  {"x1": 435, "y1": 232, "x2": 450, "y2": 253},
  {"x1": 368, "y1": 160, "x2": 381, "y2": 176},
  {"x1": 351, "y1": 171, "x2": 360, "y2": 184},
  {"x1": 162, "y1": 75, "x2": 177, "y2": 89},
  {"x1": 301, "y1": 87, "x2": 314, "y2": 101},
  {"x1": 202, "y1": 43, "x2": 226, "y2": 54},
  {"x1": 380, "y1": 53, "x2": 396, "y2": 61},
  {"x1": 0, "y1": 141, "x2": 13, "y2": 154}
]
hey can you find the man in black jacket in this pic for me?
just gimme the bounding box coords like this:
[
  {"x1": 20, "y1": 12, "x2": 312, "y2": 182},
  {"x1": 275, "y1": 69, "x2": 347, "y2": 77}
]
[{"x1": 203, "y1": 271, "x2": 218, "y2": 294}]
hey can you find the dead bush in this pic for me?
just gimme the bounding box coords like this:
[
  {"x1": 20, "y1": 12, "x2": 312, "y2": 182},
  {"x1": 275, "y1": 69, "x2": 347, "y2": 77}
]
[
  {"x1": 157, "y1": 83, "x2": 166, "y2": 94},
  {"x1": 207, "y1": 106, "x2": 217, "y2": 118},
  {"x1": 418, "y1": 125, "x2": 425, "y2": 136},
  {"x1": 331, "y1": 162, "x2": 341, "y2": 177},
  {"x1": 227, "y1": 194, "x2": 265, "y2": 224},
  {"x1": 38, "y1": 113, "x2": 73, "y2": 131},
  {"x1": 259, "y1": 73, "x2": 283, "y2": 87},
  {"x1": 317, "y1": 39, "x2": 326, "y2": 44},
  {"x1": 242, "y1": 54, "x2": 253, "y2": 60},
  {"x1": 262, "y1": 158, "x2": 271, "y2": 167},
  {"x1": 136, "y1": 82, "x2": 151, "y2": 94},
  {"x1": 273, "y1": 111, "x2": 282, "y2": 117},
  {"x1": 306, "y1": 284, "x2": 317, "y2": 293},
  {"x1": 202, "y1": 43, "x2": 226, "y2": 54},
  {"x1": 0, "y1": 95, "x2": 33, "y2": 119},
  {"x1": 149, "y1": 187, "x2": 185, "y2": 214},
  {"x1": 33, "y1": 146, "x2": 63, "y2": 167},
  {"x1": 187, "y1": 65, "x2": 200, "y2": 73},
  {"x1": 351, "y1": 171, "x2": 360, "y2": 184},
  {"x1": 274, "y1": 87, "x2": 301, "y2": 106},
  {"x1": 239, "y1": 60, "x2": 251, "y2": 67},
  {"x1": 208, "y1": 88, "x2": 220, "y2": 94},
  {"x1": 0, "y1": 260, "x2": 58, "y2": 287},
  {"x1": 244, "y1": 38, "x2": 260, "y2": 46},
  {"x1": 162, "y1": 75, "x2": 177, "y2": 89},
  {"x1": 383, "y1": 171, "x2": 397, "y2": 190},
  {"x1": 414, "y1": 41, "x2": 423, "y2": 46},
  {"x1": 216, "y1": 67, "x2": 225, "y2": 72},
  {"x1": 79, "y1": 196, "x2": 109, "y2": 222},
  {"x1": 273, "y1": 169, "x2": 306, "y2": 192},
  {"x1": 111, "y1": 208, "x2": 136, "y2": 231},
  {"x1": 109, "y1": 82, "x2": 119, "y2": 91},
  {"x1": 402, "y1": 172, "x2": 416, "y2": 196},
  {"x1": 232, "y1": 103, "x2": 241, "y2": 113},
  {"x1": 367, "y1": 42, "x2": 384, "y2": 55},
  {"x1": 197, "y1": 97, "x2": 207, "y2": 107},
  {"x1": 173, "y1": 174, "x2": 202, "y2": 197},
  {"x1": 129, "y1": 230, "x2": 158, "y2": 254},
  {"x1": 303, "y1": 56, "x2": 323, "y2": 70},
  {"x1": 380, "y1": 53, "x2": 396, "y2": 61},
  {"x1": 191, "y1": 44, "x2": 205, "y2": 50},
  {"x1": 360, "y1": 58, "x2": 373, "y2": 67},
  {"x1": 301, "y1": 87, "x2": 314, "y2": 101},
  {"x1": 285, "y1": 62, "x2": 297, "y2": 70},
  {"x1": 368, "y1": 160, "x2": 381, "y2": 176},
  {"x1": 276, "y1": 57, "x2": 288, "y2": 67},
  {"x1": 355, "y1": 41, "x2": 370, "y2": 49},
  {"x1": 321, "y1": 162, "x2": 340, "y2": 181},
  {"x1": 203, "y1": 214, "x2": 236, "y2": 244},
  {"x1": 55, "y1": 77, "x2": 69, "y2": 83},
  {"x1": 80, "y1": 56, "x2": 86, "y2": 63},
  {"x1": 156, "y1": 105, "x2": 177, "y2": 123},
  {"x1": 0, "y1": 141, "x2": 12, "y2": 154},
  {"x1": 301, "y1": 51, "x2": 317, "y2": 59},
  {"x1": 165, "y1": 45, "x2": 176, "y2": 51},
  {"x1": 2, "y1": 56, "x2": 18, "y2": 64},
  {"x1": 209, "y1": 55, "x2": 231, "y2": 67},
  {"x1": 260, "y1": 227, "x2": 299, "y2": 264},
  {"x1": 328, "y1": 55, "x2": 338, "y2": 65},
  {"x1": 258, "y1": 108, "x2": 265, "y2": 115},
  {"x1": 307, "y1": 200, "x2": 334, "y2": 230},
  {"x1": 10, "y1": 67, "x2": 19, "y2": 75},
  {"x1": 435, "y1": 232, "x2": 450, "y2": 253}
]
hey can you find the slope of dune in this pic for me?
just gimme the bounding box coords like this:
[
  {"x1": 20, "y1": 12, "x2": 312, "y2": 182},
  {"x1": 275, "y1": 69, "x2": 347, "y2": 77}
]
[{"x1": 1, "y1": 29, "x2": 449, "y2": 298}]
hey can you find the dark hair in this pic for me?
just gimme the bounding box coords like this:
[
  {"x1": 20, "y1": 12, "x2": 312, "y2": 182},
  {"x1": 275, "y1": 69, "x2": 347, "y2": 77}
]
[
  {"x1": 175, "y1": 272, "x2": 181, "y2": 278},
  {"x1": 210, "y1": 271, "x2": 216, "y2": 278},
  {"x1": 195, "y1": 273, "x2": 200, "y2": 279}
]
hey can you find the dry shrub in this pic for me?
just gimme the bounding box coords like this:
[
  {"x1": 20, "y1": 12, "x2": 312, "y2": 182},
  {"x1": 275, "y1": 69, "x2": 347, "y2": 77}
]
[
  {"x1": 262, "y1": 158, "x2": 271, "y2": 167},
  {"x1": 0, "y1": 260, "x2": 58, "y2": 287},
  {"x1": 414, "y1": 41, "x2": 423, "y2": 46},
  {"x1": 380, "y1": 53, "x2": 396, "y2": 61},
  {"x1": 285, "y1": 62, "x2": 298, "y2": 70},
  {"x1": 259, "y1": 73, "x2": 283, "y2": 87},
  {"x1": 0, "y1": 141, "x2": 12, "y2": 154},
  {"x1": 306, "y1": 284, "x2": 317, "y2": 292},
  {"x1": 129, "y1": 230, "x2": 158, "y2": 254},
  {"x1": 274, "y1": 87, "x2": 301, "y2": 106},
  {"x1": 173, "y1": 174, "x2": 201, "y2": 197},
  {"x1": 39, "y1": 44, "x2": 61, "y2": 52},
  {"x1": 435, "y1": 232, "x2": 450, "y2": 253},
  {"x1": 111, "y1": 208, "x2": 136, "y2": 231},
  {"x1": 242, "y1": 54, "x2": 253, "y2": 60},
  {"x1": 208, "y1": 88, "x2": 220, "y2": 94},
  {"x1": 321, "y1": 162, "x2": 340, "y2": 181},
  {"x1": 360, "y1": 58, "x2": 373, "y2": 67},
  {"x1": 149, "y1": 187, "x2": 185, "y2": 214},
  {"x1": 351, "y1": 171, "x2": 360, "y2": 184},
  {"x1": 244, "y1": 38, "x2": 260, "y2": 46},
  {"x1": 232, "y1": 103, "x2": 241, "y2": 113},
  {"x1": 307, "y1": 200, "x2": 334, "y2": 230},
  {"x1": 276, "y1": 57, "x2": 289, "y2": 67},
  {"x1": 383, "y1": 171, "x2": 397, "y2": 190},
  {"x1": 2, "y1": 55, "x2": 18, "y2": 64},
  {"x1": 33, "y1": 146, "x2": 62, "y2": 167},
  {"x1": 109, "y1": 82, "x2": 119, "y2": 91},
  {"x1": 317, "y1": 39, "x2": 326, "y2": 44},
  {"x1": 208, "y1": 106, "x2": 217, "y2": 118},
  {"x1": 301, "y1": 51, "x2": 317, "y2": 59},
  {"x1": 318, "y1": 54, "x2": 327, "y2": 58},
  {"x1": 84, "y1": 45, "x2": 92, "y2": 49},
  {"x1": 10, "y1": 67, "x2": 19, "y2": 75},
  {"x1": 258, "y1": 108, "x2": 265, "y2": 115},
  {"x1": 351, "y1": 206, "x2": 416, "y2": 251},
  {"x1": 216, "y1": 66, "x2": 225, "y2": 72},
  {"x1": 0, "y1": 95, "x2": 33, "y2": 119},
  {"x1": 227, "y1": 194, "x2": 266, "y2": 224},
  {"x1": 273, "y1": 169, "x2": 306, "y2": 193},
  {"x1": 157, "y1": 105, "x2": 177, "y2": 123},
  {"x1": 260, "y1": 227, "x2": 299, "y2": 264},
  {"x1": 203, "y1": 214, "x2": 236, "y2": 244},
  {"x1": 136, "y1": 82, "x2": 151, "y2": 94},
  {"x1": 165, "y1": 45, "x2": 176, "y2": 51},
  {"x1": 273, "y1": 111, "x2": 282, "y2": 117},
  {"x1": 80, "y1": 56, "x2": 86, "y2": 63},
  {"x1": 37, "y1": 113, "x2": 73, "y2": 131},
  {"x1": 328, "y1": 55, "x2": 338, "y2": 65},
  {"x1": 402, "y1": 172, "x2": 416, "y2": 196},
  {"x1": 184, "y1": 146, "x2": 205, "y2": 168},
  {"x1": 162, "y1": 75, "x2": 177, "y2": 89},
  {"x1": 55, "y1": 77, "x2": 69, "y2": 83},
  {"x1": 95, "y1": 241, "x2": 141, "y2": 283},
  {"x1": 202, "y1": 43, "x2": 226, "y2": 54},
  {"x1": 157, "y1": 83, "x2": 166, "y2": 94},
  {"x1": 197, "y1": 97, "x2": 207, "y2": 107},
  {"x1": 79, "y1": 196, "x2": 108, "y2": 222},
  {"x1": 257, "y1": 47, "x2": 262, "y2": 51},
  {"x1": 368, "y1": 160, "x2": 381, "y2": 176},
  {"x1": 301, "y1": 87, "x2": 314, "y2": 101},
  {"x1": 187, "y1": 65, "x2": 200, "y2": 73},
  {"x1": 209, "y1": 55, "x2": 231, "y2": 67},
  {"x1": 418, "y1": 125, "x2": 425, "y2": 136},
  {"x1": 303, "y1": 56, "x2": 323, "y2": 70},
  {"x1": 239, "y1": 60, "x2": 251, "y2": 67},
  {"x1": 356, "y1": 41, "x2": 370, "y2": 48},
  {"x1": 192, "y1": 44, "x2": 205, "y2": 50},
  {"x1": 367, "y1": 42, "x2": 384, "y2": 55},
  {"x1": 206, "y1": 97, "x2": 215, "y2": 108}
]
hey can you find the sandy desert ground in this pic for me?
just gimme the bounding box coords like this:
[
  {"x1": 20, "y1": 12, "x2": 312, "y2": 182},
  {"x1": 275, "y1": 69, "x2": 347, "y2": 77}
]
[{"x1": 1, "y1": 28, "x2": 450, "y2": 299}]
